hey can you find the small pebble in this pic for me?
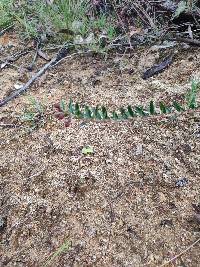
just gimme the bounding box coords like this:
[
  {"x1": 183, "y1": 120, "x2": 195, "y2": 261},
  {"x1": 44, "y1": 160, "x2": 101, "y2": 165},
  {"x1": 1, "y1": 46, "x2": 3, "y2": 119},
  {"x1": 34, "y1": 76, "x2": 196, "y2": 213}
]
[
  {"x1": 175, "y1": 177, "x2": 188, "y2": 187},
  {"x1": 135, "y1": 143, "x2": 143, "y2": 156},
  {"x1": 0, "y1": 216, "x2": 7, "y2": 231},
  {"x1": 160, "y1": 219, "x2": 173, "y2": 227}
]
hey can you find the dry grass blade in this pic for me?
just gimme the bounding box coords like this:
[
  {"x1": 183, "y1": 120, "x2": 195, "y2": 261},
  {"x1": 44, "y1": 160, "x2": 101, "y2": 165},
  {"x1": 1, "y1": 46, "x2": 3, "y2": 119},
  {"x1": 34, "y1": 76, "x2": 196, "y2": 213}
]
[
  {"x1": 132, "y1": 0, "x2": 157, "y2": 29},
  {"x1": 42, "y1": 240, "x2": 71, "y2": 267},
  {"x1": 159, "y1": 238, "x2": 200, "y2": 267}
]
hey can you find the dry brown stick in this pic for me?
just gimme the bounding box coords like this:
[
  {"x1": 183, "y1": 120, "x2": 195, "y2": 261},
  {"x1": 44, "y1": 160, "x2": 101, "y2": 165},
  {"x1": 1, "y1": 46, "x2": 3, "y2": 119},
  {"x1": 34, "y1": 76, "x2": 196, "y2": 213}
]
[
  {"x1": 170, "y1": 37, "x2": 200, "y2": 46},
  {"x1": 0, "y1": 48, "x2": 68, "y2": 107},
  {"x1": 0, "y1": 123, "x2": 27, "y2": 129},
  {"x1": 0, "y1": 58, "x2": 56, "y2": 107},
  {"x1": 1, "y1": 50, "x2": 31, "y2": 69},
  {"x1": 0, "y1": 24, "x2": 14, "y2": 36},
  {"x1": 27, "y1": 40, "x2": 40, "y2": 71},
  {"x1": 159, "y1": 238, "x2": 200, "y2": 267},
  {"x1": 51, "y1": 50, "x2": 91, "y2": 67}
]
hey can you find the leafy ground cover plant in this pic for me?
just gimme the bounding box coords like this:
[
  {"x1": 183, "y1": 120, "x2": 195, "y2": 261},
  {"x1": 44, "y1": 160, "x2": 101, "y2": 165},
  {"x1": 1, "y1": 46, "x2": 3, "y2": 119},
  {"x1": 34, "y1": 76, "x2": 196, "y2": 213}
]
[
  {"x1": 20, "y1": 80, "x2": 199, "y2": 129},
  {"x1": 21, "y1": 96, "x2": 46, "y2": 129},
  {"x1": 0, "y1": 0, "x2": 14, "y2": 28},
  {"x1": 53, "y1": 80, "x2": 199, "y2": 122}
]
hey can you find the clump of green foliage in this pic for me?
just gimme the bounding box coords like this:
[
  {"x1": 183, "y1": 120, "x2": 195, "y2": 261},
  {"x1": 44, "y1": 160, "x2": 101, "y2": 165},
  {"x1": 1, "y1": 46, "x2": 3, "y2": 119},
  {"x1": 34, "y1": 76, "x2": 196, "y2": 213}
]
[
  {"x1": 1, "y1": 0, "x2": 199, "y2": 50},
  {"x1": 0, "y1": 0, "x2": 14, "y2": 28},
  {"x1": 0, "y1": 0, "x2": 116, "y2": 51},
  {"x1": 21, "y1": 96, "x2": 45, "y2": 129}
]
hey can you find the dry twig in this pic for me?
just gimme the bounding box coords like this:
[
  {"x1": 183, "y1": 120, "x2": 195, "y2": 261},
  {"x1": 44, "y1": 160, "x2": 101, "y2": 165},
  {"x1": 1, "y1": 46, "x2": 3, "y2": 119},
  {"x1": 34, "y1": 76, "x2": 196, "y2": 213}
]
[
  {"x1": 170, "y1": 37, "x2": 200, "y2": 46},
  {"x1": 27, "y1": 39, "x2": 41, "y2": 71},
  {"x1": 0, "y1": 50, "x2": 31, "y2": 69},
  {"x1": 0, "y1": 123, "x2": 27, "y2": 129},
  {"x1": 0, "y1": 25, "x2": 14, "y2": 36},
  {"x1": 0, "y1": 47, "x2": 69, "y2": 107}
]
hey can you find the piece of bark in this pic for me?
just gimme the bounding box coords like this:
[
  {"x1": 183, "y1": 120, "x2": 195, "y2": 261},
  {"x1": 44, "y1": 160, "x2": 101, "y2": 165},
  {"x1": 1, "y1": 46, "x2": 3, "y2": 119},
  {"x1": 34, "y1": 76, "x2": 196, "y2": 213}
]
[
  {"x1": 173, "y1": 37, "x2": 200, "y2": 46},
  {"x1": 142, "y1": 54, "x2": 174, "y2": 79}
]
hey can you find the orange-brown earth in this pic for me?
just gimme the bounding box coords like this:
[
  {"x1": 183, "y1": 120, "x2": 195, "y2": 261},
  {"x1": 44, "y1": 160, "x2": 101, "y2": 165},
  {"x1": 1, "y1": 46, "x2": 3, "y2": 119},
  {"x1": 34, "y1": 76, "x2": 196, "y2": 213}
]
[{"x1": 0, "y1": 35, "x2": 200, "y2": 267}]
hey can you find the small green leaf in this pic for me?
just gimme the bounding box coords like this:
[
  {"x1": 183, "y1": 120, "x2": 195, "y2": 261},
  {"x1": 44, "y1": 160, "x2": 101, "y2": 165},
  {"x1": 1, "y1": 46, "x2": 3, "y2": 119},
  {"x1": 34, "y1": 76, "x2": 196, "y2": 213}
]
[
  {"x1": 187, "y1": 95, "x2": 196, "y2": 109},
  {"x1": 75, "y1": 102, "x2": 83, "y2": 118},
  {"x1": 60, "y1": 99, "x2": 66, "y2": 112},
  {"x1": 29, "y1": 96, "x2": 43, "y2": 113},
  {"x1": 43, "y1": 240, "x2": 71, "y2": 267},
  {"x1": 173, "y1": 101, "x2": 184, "y2": 112},
  {"x1": 159, "y1": 102, "x2": 167, "y2": 114},
  {"x1": 22, "y1": 112, "x2": 35, "y2": 121},
  {"x1": 112, "y1": 111, "x2": 119, "y2": 120},
  {"x1": 166, "y1": 106, "x2": 172, "y2": 113},
  {"x1": 119, "y1": 107, "x2": 128, "y2": 119},
  {"x1": 149, "y1": 101, "x2": 156, "y2": 115},
  {"x1": 28, "y1": 96, "x2": 38, "y2": 109},
  {"x1": 75, "y1": 102, "x2": 79, "y2": 113},
  {"x1": 191, "y1": 79, "x2": 197, "y2": 91},
  {"x1": 173, "y1": 0, "x2": 187, "y2": 18},
  {"x1": 68, "y1": 98, "x2": 74, "y2": 114},
  {"x1": 127, "y1": 105, "x2": 135, "y2": 117},
  {"x1": 81, "y1": 146, "x2": 94, "y2": 155},
  {"x1": 135, "y1": 106, "x2": 146, "y2": 116},
  {"x1": 84, "y1": 106, "x2": 92, "y2": 118},
  {"x1": 102, "y1": 106, "x2": 109, "y2": 119},
  {"x1": 94, "y1": 106, "x2": 102, "y2": 120},
  {"x1": 186, "y1": 79, "x2": 198, "y2": 109}
]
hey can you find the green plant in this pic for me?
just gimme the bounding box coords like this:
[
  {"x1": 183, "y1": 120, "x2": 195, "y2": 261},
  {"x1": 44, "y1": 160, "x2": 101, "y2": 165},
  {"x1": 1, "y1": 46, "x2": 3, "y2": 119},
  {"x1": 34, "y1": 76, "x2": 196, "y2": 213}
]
[
  {"x1": 54, "y1": 80, "x2": 199, "y2": 121},
  {"x1": 186, "y1": 79, "x2": 199, "y2": 109},
  {"x1": 0, "y1": 0, "x2": 89, "y2": 38},
  {"x1": 0, "y1": 0, "x2": 14, "y2": 28},
  {"x1": 14, "y1": 12, "x2": 38, "y2": 38},
  {"x1": 0, "y1": 0, "x2": 117, "y2": 51},
  {"x1": 53, "y1": 0, "x2": 88, "y2": 30},
  {"x1": 107, "y1": 24, "x2": 116, "y2": 41},
  {"x1": 173, "y1": 0, "x2": 198, "y2": 18},
  {"x1": 42, "y1": 239, "x2": 71, "y2": 267},
  {"x1": 21, "y1": 96, "x2": 45, "y2": 128}
]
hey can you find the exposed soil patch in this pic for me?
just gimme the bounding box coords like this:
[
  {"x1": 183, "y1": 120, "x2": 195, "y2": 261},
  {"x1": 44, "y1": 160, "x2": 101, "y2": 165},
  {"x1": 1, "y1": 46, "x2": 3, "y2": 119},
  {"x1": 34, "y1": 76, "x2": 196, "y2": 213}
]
[{"x1": 0, "y1": 40, "x2": 200, "y2": 267}]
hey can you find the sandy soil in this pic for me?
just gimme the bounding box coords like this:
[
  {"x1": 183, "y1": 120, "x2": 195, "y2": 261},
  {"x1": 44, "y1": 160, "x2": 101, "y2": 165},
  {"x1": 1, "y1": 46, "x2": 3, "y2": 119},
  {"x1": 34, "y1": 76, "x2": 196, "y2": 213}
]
[{"x1": 0, "y1": 37, "x2": 200, "y2": 267}]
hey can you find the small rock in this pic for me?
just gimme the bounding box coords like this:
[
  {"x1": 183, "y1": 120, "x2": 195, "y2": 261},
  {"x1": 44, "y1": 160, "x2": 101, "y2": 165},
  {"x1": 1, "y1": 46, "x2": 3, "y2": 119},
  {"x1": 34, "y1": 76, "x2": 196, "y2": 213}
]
[
  {"x1": 135, "y1": 143, "x2": 143, "y2": 156},
  {"x1": 0, "y1": 216, "x2": 7, "y2": 231},
  {"x1": 160, "y1": 219, "x2": 173, "y2": 227},
  {"x1": 182, "y1": 43, "x2": 190, "y2": 49},
  {"x1": 175, "y1": 177, "x2": 188, "y2": 187},
  {"x1": 192, "y1": 203, "x2": 200, "y2": 213}
]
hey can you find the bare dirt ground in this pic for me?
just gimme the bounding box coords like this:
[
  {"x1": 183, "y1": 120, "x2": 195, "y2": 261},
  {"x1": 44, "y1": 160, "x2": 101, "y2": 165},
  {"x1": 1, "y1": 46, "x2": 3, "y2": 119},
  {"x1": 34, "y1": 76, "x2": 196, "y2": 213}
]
[{"x1": 0, "y1": 35, "x2": 200, "y2": 267}]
